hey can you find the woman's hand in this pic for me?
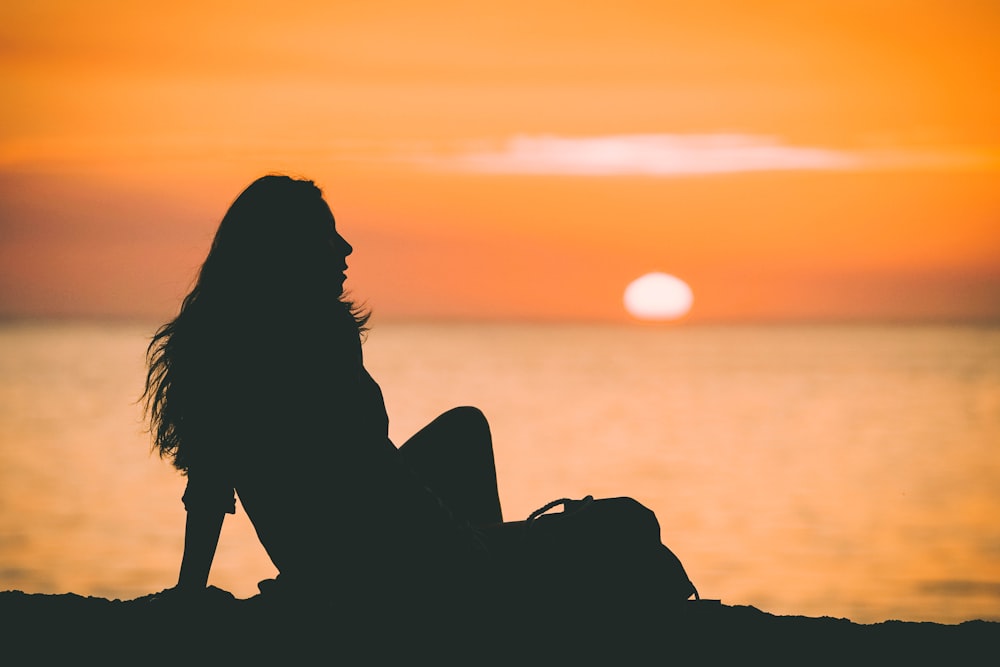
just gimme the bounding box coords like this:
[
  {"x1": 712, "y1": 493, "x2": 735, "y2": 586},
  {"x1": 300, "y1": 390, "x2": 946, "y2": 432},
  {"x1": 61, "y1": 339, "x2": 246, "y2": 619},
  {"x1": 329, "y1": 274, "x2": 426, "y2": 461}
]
[{"x1": 143, "y1": 584, "x2": 236, "y2": 607}]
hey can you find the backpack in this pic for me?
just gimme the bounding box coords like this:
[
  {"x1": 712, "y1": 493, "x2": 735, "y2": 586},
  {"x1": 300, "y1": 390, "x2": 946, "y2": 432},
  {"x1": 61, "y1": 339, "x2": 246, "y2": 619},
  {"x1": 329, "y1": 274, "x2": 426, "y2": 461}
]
[{"x1": 496, "y1": 495, "x2": 699, "y2": 638}]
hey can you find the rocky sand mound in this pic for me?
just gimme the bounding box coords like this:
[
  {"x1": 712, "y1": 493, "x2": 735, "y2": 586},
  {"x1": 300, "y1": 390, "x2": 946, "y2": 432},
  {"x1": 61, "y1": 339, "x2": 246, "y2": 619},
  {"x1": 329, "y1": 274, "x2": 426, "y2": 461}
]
[{"x1": 2, "y1": 590, "x2": 996, "y2": 664}]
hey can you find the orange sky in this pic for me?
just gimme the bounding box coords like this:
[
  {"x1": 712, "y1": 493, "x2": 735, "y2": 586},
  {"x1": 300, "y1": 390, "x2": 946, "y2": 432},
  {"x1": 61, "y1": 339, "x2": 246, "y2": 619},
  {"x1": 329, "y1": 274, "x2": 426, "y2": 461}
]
[{"x1": 1, "y1": 0, "x2": 998, "y2": 323}]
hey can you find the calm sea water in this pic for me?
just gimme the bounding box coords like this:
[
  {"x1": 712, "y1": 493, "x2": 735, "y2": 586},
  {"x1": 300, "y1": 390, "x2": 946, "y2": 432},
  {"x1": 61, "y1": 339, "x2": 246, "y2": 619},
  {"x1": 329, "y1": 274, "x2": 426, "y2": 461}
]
[{"x1": 0, "y1": 320, "x2": 997, "y2": 624}]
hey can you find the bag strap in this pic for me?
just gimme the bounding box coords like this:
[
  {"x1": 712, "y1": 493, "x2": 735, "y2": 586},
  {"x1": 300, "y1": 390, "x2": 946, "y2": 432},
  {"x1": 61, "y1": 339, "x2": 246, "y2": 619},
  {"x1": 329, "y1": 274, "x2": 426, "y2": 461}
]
[{"x1": 525, "y1": 495, "x2": 595, "y2": 527}]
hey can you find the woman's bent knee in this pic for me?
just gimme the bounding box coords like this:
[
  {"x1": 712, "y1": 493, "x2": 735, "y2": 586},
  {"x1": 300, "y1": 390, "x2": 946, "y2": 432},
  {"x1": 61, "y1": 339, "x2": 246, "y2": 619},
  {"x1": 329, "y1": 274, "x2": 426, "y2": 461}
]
[{"x1": 437, "y1": 406, "x2": 490, "y2": 439}]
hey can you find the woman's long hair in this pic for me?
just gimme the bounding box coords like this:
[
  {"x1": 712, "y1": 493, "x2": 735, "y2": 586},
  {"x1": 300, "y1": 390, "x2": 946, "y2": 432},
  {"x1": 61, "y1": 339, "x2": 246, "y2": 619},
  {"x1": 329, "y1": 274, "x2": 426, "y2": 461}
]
[{"x1": 143, "y1": 175, "x2": 369, "y2": 472}]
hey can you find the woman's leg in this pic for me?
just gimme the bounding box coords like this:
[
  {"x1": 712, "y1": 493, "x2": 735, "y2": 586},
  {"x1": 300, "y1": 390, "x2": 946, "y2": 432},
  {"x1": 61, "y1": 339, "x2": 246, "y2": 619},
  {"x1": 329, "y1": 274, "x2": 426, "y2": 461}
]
[{"x1": 398, "y1": 406, "x2": 503, "y2": 525}]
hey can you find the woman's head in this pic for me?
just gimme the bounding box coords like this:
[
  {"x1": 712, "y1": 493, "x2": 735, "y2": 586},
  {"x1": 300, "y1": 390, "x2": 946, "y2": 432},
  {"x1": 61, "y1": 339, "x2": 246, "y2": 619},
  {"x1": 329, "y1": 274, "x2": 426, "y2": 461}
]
[{"x1": 199, "y1": 175, "x2": 354, "y2": 306}]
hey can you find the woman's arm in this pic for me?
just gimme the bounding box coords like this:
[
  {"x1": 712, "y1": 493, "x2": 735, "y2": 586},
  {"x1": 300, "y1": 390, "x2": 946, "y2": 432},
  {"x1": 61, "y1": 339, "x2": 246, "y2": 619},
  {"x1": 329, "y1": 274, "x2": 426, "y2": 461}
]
[{"x1": 176, "y1": 509, "x2": 226, "y2": 590}]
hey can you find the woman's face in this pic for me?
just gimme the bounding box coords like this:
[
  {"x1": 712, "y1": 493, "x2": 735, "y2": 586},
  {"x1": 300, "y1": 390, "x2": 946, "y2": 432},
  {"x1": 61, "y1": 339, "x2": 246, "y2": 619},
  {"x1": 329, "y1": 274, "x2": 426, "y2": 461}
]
[
  {"x1": 332, "y1": 229, "x2": 353, "y2": 293},
  {"x1": 321, "y1": 204, "x2": 354, "y2": 293}
]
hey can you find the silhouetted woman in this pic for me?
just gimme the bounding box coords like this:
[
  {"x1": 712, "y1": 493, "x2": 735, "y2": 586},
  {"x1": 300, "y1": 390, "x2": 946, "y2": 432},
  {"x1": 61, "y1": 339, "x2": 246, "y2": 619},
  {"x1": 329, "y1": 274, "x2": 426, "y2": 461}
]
[{"x1": 144, "y1": 175, "x2": 505, "y2": 620}]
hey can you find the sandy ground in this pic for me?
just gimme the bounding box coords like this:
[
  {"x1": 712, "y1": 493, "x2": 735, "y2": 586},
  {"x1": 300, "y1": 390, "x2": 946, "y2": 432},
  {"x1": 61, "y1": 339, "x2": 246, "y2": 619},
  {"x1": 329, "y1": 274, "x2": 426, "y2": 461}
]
[{"x1": 2, "y1": 589, "x2": 996, "y2": 665}]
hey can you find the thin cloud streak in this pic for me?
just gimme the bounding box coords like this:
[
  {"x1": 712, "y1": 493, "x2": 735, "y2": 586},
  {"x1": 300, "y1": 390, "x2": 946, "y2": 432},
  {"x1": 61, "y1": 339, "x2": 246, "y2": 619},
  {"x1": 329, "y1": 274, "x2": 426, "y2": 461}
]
[
  {"x1": 423, "y1": 134, "x2": 861, "y2": 175},
  {"x1": 412, "y1": 134, "x2": 999, "y2": 176}
]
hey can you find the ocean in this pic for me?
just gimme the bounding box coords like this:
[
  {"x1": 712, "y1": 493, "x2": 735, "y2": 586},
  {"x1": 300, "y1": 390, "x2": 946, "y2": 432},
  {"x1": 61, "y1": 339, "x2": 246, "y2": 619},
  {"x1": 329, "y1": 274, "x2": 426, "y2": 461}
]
[{"x1": 0, "y1": 320, "x2": 997, "y2": 624}]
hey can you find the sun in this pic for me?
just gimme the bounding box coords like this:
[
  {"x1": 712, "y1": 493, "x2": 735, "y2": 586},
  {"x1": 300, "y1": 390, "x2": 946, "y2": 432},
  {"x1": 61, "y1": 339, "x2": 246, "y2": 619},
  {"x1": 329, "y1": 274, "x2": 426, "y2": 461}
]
[{"x1": 623, "y1": 272, "x2": 693, "y2": 321}]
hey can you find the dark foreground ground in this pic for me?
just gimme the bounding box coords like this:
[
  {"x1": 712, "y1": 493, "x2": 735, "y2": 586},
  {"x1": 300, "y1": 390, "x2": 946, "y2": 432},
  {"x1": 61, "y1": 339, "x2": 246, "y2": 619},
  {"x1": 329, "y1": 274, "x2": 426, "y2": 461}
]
[{"x1": 2, "y1": 589, "x2": 996, "y2": 665}]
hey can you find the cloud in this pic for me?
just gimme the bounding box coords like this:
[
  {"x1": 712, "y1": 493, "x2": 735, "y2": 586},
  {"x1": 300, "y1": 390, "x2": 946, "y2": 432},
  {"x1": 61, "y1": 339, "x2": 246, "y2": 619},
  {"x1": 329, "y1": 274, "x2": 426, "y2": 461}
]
[
  {"x1": 419, "y1": 134, "x2": 862, "y2": 175},
  {"x1": 410, "y1": 134, "x2": 1000, "y2": 176}
]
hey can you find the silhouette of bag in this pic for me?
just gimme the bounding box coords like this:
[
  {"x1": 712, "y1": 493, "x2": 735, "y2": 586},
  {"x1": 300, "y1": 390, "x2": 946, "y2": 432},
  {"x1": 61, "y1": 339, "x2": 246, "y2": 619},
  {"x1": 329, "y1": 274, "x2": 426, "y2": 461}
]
[{"x1": 508, "y1": 495, "x2": 698, "y2": 622}]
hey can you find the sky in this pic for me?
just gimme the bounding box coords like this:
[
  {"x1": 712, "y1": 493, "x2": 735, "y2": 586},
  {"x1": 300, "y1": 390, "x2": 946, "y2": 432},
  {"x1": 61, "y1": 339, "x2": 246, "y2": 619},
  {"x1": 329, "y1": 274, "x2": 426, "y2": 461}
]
[{"x1": 2, "y1": 0, "x2": 998, "y2": 323}]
